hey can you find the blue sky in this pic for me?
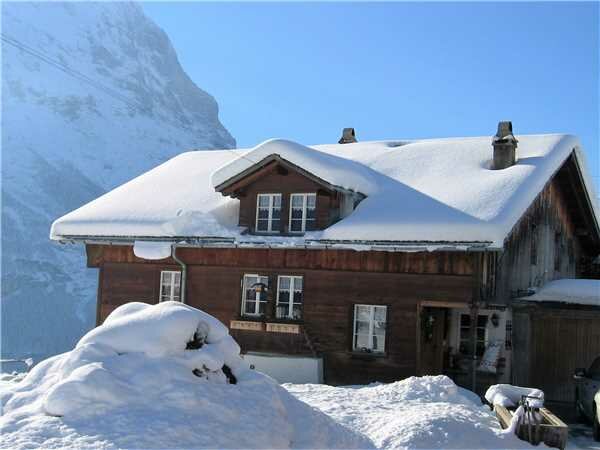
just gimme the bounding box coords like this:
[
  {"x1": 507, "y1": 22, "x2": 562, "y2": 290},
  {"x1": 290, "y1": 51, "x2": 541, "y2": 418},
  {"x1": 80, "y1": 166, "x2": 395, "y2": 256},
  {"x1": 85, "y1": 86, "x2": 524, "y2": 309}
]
[{"x1": 143, "y1": 2, "x2": 599, "y2": 188}]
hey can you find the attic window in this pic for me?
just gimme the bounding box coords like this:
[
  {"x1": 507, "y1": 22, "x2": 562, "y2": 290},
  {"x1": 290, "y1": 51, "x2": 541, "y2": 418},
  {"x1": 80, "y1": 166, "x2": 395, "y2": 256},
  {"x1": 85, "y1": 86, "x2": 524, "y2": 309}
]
[
  {"x1": 256, "y1": 194, "x2": 281, "y2": 233},
  {"x1": 289, "y1": 193, "x2": 316, "y2": 233}
]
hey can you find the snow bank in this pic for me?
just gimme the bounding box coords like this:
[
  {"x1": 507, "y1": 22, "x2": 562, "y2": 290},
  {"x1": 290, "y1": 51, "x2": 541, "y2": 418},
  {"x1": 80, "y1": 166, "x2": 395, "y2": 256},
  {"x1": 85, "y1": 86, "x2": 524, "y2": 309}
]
[
  {"x1": 520, "y1": 278, "x2": 600, "y2": 307},
  {"x1": 286, "y1": 375, "x2": 535, "y2": 449},
  {"x1": 1, "y1": 302, "x2": 370, "y2": 449},
  {"x1": 485, "y1": 384, "x2": 544, "y2": 408}
]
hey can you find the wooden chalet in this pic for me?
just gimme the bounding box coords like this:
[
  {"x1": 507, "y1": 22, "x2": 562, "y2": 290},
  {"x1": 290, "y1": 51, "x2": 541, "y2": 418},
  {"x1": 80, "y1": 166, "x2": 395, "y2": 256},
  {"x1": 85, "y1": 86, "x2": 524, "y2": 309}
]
[{"x1": 51, "y1": 122, "x2": 600, "y2": 398}]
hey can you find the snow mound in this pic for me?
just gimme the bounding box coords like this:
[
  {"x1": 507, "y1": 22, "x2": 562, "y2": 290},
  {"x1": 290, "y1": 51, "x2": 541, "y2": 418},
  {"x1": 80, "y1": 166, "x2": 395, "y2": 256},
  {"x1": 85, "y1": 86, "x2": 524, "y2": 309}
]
[
  {"x1": 520, "y1": 278, "x2": 600, "y2": 307},
  {"x1": 485, "y1": 384, "x2": 544, "y2": 409},
  {"x1": 0, "y1": 302, "x2": 370, "y2": 449},
  {"x1": 286, "y1": 375, "x2": 535, "y2": 449}
]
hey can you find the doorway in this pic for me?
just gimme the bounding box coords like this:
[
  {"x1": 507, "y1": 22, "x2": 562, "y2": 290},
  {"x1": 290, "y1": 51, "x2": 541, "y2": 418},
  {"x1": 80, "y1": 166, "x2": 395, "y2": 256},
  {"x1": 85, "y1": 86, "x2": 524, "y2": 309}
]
[{"x1": 420, "y1": 306, "x2": 448, "y2": 375}]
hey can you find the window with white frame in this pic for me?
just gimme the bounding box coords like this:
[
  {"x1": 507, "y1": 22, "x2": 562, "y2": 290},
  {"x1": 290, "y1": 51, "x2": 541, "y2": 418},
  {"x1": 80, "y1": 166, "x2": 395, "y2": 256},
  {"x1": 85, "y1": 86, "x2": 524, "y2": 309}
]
[
  {"x1": 353, "y1": 305, "x2": 387, "y2": 353},
  {"x1": 241, "y1": 274, "x2": 269, "y2": 317},
  {"x1": 160, "y1": 270, "x2": 181, "y2": 302},
  {"x1": 256, "y1": 194, "x2": 282, "y2": 233},
  {"x1": 459, "y1": 313, "x2": 488, "y2": 356},
  {"x1": 289, "y1": 193, "x2": 316, "y2": 233},
  {"x1": 276, "y1": 276, "x2": 303, "y2": 319}
]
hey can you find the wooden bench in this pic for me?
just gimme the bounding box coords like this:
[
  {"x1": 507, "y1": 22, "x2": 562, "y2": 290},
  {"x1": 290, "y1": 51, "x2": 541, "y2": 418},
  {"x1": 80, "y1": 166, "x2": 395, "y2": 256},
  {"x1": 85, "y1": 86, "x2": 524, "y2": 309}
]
[{"x1": 494, "y1": 405, "x2": 568, "y2": 450}]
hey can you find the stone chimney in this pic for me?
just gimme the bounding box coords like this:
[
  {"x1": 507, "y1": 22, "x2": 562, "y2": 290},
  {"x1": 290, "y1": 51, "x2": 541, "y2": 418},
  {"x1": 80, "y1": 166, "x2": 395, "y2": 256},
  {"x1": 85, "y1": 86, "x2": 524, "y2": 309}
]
[
  {"x1": 338, "y1": 127, "x2": 357, "y2": 144},
  {"x1": 492, "y1": 121, "x2": 518, "y2": 169}
]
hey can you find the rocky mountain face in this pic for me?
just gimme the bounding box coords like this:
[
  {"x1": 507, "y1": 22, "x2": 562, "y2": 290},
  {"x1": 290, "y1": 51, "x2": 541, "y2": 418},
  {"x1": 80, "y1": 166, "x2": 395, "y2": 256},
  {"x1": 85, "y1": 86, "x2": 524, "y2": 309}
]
[{"x1": 1, "y1": 2, "x2": 235, "y2": 362}]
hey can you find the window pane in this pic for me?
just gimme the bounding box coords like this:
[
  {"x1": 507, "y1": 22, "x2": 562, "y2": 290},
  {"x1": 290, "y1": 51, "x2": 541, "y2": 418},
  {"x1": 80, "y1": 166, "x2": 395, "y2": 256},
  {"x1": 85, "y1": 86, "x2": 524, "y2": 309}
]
[
  {"x1": 291, "y1": 195, "x2": 303, "y2": 207},
  {"x1": 258, "y1": 196, "x2": 269, "y2": 207},
  {"x1": 279, "y1": 277, "x2": 291, "y2": 290},
  {"x1": 276, "y1": 304, "x2": 288, "y2": 319},
  {"x1": 291, "y1": 208, "x2": 303, "y2": 219},
  {"x1": 245, "y1": 301, "x2": 256, "y2": 315},
  {"x1": 477, "y1": 316, "x2": 488, "y2": 327},
  {"x1": 278, "y1": 290, "x2": 290, "y2": 305},
  {"x1": 271, "y1": 219, "x2": 281, "y2": 231},
  {"x1": 306, "y1": 195, "x2": 316, "y2": 208},
  {"x1": 356, "y1": 306, "x2": 370, "y2": 321},
  {"x1": 256, "y1": 219, "x2": 268, "y2": 231},
  {"x1": 273, "y1": 195, "x2": 281, "y2": 208},
  {"x1": 460, "y1": 315, "x2": 470, "y2": 327},
  {"x1": 258, "y1": 301, "x2": 267, "y2": 316},
  {"x1": 373, "y1": 320, "x2": 386, "y2": 336},
  {"x1": 173, "y1": 284, "x2": 181, "y2": 299},
  {"x1": 272, "y1": 208, "x2": 281, "y2": 219},
  {"x1": 355, "y1": 320, "x2": 370, "y2": 335},
  {"x1": 372, "y1": 335, "x2": 385, "y2": 352},
  {"x1": 374, "y1": 307, "x2": 387, "y2": 322},
  {"x1": 162, "y1": 272, "x2": 172, "y2": 284},
  {"x1": 293, "y1": 290, "x2": 303, "y2": 304},
  {"x1": 290, "y1": 219, "x2": 302, "y2": 232},
  {"x1": 258, "y1": 209, "x2": 269, "y2": 219},
  {"x1": 355, "y1": 334, "x2": 370, "y2": 350},
  {"x1": 292, "y1": 304, "x2": 302, "y2": 320},
  {"x1": 173, "y1": 272, "x2": 181, "y2": 285},
  {"x1": 306, "y1": 208, "x2": 316, "y2": 219},
  {"x1": 294, "y1": 277, "x2": 303, "y2": 291}
]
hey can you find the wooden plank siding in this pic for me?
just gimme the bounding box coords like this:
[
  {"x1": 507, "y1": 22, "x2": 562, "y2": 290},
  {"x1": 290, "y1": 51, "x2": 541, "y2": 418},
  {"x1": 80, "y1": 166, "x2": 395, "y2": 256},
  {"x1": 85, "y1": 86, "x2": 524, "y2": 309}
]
[
  {"x1": 91, "y1": 245, "x2": 476, "y2": 385},
  {"x1": 494, "y1": 157, "x2": 594, "y2": 304},
  {"x1": 231, "y1": 163, "x2": 338, "y2": 232},
  {"x1": 513, "y1": 303, "x2": 600, "y2": 403}
]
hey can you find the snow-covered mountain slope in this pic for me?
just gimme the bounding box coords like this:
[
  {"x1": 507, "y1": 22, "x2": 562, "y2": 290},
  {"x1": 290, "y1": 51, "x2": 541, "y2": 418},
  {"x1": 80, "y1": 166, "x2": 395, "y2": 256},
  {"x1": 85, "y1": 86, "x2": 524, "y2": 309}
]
[{"x1": 1, "y1": 2, "x2": 235, "y2": 363}]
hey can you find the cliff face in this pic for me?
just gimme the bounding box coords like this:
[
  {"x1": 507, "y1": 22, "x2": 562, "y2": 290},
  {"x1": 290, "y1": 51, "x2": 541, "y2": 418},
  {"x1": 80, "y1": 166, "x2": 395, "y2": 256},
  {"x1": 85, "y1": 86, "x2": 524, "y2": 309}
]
[{"x1": 1, "y1": 2, "x2": 235, "y2": 361}]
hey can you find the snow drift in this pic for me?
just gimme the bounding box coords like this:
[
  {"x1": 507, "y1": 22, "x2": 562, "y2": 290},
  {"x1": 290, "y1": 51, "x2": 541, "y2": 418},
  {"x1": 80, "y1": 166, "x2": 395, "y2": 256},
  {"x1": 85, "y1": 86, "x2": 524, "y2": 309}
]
[
  {"x1": 286, "y1": 376, "x2": 535, "y2": 449},
  {"x1": 0, "y1": 302, "x2": 370, "y2": 449}
]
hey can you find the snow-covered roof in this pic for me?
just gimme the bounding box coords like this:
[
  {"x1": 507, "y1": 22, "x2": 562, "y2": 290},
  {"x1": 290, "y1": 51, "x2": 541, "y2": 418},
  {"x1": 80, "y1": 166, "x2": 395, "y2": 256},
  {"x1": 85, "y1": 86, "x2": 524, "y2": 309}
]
[
  {"x1": 519, "y1": 279, "x2": 600, "y2": 307},
  {"x1": 50, "y1": 134, "x2": 600, "y2": 250}
]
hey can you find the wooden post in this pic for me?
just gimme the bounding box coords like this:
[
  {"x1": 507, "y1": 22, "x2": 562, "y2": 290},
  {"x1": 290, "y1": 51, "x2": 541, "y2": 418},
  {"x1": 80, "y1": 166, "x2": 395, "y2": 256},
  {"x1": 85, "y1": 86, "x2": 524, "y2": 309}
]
[{"x1": 470, "y1": 253, "x2": 483, "y2": 392}]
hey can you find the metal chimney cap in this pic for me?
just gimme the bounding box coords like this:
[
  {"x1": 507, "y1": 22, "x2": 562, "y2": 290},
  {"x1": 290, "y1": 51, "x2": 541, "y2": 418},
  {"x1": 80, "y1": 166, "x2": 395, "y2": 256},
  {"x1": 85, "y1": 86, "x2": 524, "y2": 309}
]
[
  {"x1": 493, "y1": 121, "x2": 518, "y2": 143},
  {"x1": 339, "y1": 127, "x2": 357, "y2": 144}
]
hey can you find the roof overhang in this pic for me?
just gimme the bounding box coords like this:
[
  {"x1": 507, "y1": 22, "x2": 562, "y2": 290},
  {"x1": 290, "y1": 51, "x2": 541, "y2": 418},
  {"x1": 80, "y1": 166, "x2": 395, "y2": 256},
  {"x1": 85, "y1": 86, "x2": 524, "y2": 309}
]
[{"x1": 56, "y1": 234, "x2": 496, "y2": 252}]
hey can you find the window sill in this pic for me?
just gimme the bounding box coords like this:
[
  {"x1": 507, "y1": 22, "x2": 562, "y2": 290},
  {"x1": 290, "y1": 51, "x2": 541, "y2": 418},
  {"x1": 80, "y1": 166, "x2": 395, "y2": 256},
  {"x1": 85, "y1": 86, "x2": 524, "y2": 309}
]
[{"x1": 349, "y1": 351, "x2": 387, "y2": 360}]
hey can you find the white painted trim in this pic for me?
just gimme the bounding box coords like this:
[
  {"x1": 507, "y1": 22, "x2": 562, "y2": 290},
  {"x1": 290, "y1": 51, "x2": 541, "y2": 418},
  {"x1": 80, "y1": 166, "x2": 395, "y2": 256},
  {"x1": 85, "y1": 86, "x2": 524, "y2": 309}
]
[
  {"x1": 353, "y1": 304, "x2": 387, "y2": 352},
  {"x1": 241, "y1": 273, "x2": 268, "y2": 317},
  {"x1": 289, "y1": 193, "x2": 316, "y2": 234},
  {"x1": 255, "y1": 193, "x2": 282, "y2": 233},
  {"x1": 159, "y1": 270, "x2": 181, "y2": 302},
  {"x1": 276, "y1": 275, "x2": 303, "y2": 319}
]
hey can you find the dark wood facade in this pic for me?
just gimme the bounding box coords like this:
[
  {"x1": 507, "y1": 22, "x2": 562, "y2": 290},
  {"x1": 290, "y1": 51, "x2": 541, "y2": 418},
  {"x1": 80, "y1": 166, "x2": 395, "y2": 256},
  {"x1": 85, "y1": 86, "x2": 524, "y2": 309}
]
[
  {"x1": 217, "y1": 157, "x2": 360, "y2": 234},
  {"x1": 84, "y1": 150, "x2": 599, "y2": 391},
  {"x1": 88, "y1": 245, "x2": 476, "y2": 385}
]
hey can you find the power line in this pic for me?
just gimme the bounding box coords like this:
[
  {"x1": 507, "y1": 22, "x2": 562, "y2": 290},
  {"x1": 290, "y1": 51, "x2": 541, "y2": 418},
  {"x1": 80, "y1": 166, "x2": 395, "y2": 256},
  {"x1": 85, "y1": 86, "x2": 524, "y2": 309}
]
[{"x1": 2, "y1": 31, "x2": 259, "y2": 166}]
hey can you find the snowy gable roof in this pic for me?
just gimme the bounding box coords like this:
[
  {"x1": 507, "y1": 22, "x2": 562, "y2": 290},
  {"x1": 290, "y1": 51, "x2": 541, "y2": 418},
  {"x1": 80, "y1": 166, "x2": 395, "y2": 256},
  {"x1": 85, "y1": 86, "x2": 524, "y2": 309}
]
[
  {"x1": 51, "y1": 133, "x2": 599, "y2": 250},
  {"x1": 211, "y1": 138, "x2": 380, "y2": 195},
  {"x1": 519, "y1": 279, "x2": 600, "y2": 307}
]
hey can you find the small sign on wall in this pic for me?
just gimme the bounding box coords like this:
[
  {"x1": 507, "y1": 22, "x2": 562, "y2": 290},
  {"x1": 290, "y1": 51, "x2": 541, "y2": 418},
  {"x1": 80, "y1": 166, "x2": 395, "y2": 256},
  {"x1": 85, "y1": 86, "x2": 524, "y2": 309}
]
[
  {"x1": 230, "y1": 320, "x2": 264, "y2": 331},
  {"x1": 266, "y1": 323, "x2": 300, "y2": 334}
]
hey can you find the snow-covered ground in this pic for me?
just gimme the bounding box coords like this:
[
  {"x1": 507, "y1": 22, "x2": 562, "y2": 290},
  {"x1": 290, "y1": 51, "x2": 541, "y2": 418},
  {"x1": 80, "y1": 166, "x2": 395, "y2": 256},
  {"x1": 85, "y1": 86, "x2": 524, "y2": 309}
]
[
  {"x1": 0, "y1": 302, "x2": 370, "y2": 450},
  {"x1": 286, "y1": 378, "x2": 535, "y2": 449}
]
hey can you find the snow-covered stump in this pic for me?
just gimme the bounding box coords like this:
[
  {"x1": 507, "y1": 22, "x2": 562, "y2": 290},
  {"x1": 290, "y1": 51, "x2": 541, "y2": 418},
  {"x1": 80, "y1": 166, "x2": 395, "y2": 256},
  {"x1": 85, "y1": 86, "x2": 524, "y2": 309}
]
[{"x1": 0, "y1": 301, "x2": 372, "y2": 449}]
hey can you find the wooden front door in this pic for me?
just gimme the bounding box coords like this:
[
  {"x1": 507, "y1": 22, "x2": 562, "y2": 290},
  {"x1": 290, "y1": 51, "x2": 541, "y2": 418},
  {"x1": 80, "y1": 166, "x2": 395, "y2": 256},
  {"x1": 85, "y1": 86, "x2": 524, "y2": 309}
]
[{"x1": 420, "y1": 307, "x2": 447, "y2": 375}]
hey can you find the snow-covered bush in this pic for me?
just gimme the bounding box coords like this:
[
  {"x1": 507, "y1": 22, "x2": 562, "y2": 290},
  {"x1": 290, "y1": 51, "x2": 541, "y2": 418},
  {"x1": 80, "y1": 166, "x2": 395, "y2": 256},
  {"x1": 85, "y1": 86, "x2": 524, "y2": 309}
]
[{"x1": 0, "y1": 301, "x2": 371, "y2": 449}]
